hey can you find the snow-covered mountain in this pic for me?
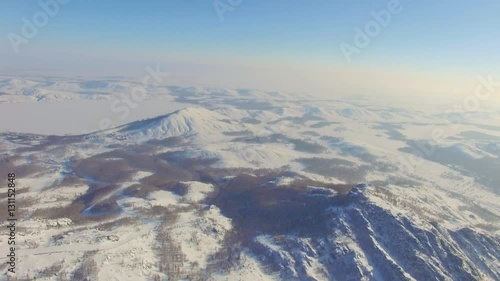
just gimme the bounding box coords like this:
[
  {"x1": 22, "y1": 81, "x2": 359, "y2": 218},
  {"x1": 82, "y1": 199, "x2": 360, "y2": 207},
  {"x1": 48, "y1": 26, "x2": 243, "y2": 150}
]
[
  {"x1": 0, "y1": 77, "x2": 499, "y2": 280},
  {"x1": 114, "y1": 107, "x2": 245, "y2": 141}
]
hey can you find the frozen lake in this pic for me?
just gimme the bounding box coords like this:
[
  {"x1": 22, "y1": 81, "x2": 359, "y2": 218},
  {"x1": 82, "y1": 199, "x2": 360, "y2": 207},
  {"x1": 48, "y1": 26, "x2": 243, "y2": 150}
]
[{"x1": 0, "y1": 97, "x2": 188, "y2": 135}]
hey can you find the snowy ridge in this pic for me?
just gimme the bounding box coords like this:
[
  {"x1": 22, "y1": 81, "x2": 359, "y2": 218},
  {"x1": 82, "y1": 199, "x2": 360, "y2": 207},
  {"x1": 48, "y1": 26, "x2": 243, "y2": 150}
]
[{"x1": 112, "y1": 107, "x2": 245, "y2": 141}]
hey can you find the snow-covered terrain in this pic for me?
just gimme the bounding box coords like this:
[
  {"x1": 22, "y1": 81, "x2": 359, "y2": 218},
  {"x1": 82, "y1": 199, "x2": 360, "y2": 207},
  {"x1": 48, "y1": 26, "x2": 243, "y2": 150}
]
[{"x1": 0, "y1": 76, "x2": 499, "y2": 280}]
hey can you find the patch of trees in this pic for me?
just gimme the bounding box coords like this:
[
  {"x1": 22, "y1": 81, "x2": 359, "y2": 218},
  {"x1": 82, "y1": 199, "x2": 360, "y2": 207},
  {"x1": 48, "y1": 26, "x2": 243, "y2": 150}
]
[
  {"x1": 36, "y1": 263, "x2": 64, "y2": 279},
  {"x1": 212, "y1": 173, "x2": 343, "y2": 239},
  {"x1": 141, "y1": 165, "x2": 198, "y2": 187},
  {"x1": 31, "y1": 183, "x2": 121, "y2": 223},
  {"x1": 73, "y1": 157, "x2": 134, "y2": 183},
  {"x1": 155, "y1": 214, "x2": 187, "y2": 280},
  {"x1": 72, "y1": 255, "x2": 99, "y2": 281}
]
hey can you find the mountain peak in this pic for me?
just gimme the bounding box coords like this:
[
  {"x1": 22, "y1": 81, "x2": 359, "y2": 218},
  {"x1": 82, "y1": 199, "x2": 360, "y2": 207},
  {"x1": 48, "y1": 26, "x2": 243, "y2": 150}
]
[{"x1": 113, "y1": 107, "x2": 241, "y2": 140}]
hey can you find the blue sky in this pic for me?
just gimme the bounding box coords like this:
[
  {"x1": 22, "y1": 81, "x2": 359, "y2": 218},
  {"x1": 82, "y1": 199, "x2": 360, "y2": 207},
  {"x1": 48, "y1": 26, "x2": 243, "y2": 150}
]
[{"x1": 0, "y1": 0, "x2": 499, "y2": 96}]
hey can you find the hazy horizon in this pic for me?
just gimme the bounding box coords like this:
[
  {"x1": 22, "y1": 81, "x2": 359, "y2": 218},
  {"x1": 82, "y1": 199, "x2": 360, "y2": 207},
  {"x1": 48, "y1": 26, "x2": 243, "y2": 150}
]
[{"x1": 1, "y1": 0, "x2": 499, "y2": 100}]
